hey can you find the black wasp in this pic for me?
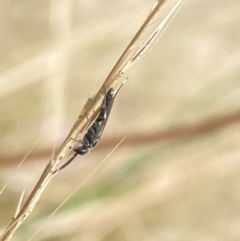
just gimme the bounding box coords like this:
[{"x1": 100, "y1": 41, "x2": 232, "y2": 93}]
[{"x1": 54, "y1": 87, "x2": 118, "y2": 173}]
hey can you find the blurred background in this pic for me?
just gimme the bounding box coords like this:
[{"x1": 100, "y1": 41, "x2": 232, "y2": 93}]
[{"x1": 1, "y1": 0, "x2": 240, "y2": 240}]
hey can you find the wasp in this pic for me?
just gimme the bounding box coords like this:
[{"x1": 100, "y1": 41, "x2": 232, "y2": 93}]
[{"x1": 54, "y1": 86, "x2": 120, "y2": 173}]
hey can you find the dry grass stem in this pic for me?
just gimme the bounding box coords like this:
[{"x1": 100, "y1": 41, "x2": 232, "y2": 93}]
[
  {"x1": 0, "y1": 140, "x2": 38, "y2": 195},
  {"x1": 28, "y1": 137, "x2": 126, "y2": 241},
  {"x1": 1, "y1": 0, "x2": 186, "y2": 240},
  {"x1": 121, "y1": 0, "x2": 186, "y2": 74},
  {"x1": 14, "y1": 187, "x2": 26, "y2": 219}
]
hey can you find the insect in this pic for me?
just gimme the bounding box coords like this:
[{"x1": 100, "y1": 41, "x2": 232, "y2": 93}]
[
  {"x1": 74, "y1": 88, "x2": 115, "y2": 155},
  {"x1": 54, "y1": 86, "x2": 120, "y2": 173}
]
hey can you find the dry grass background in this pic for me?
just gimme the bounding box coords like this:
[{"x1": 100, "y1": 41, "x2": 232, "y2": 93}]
[{"x1": 0, "y1": 0, "x2": 240, "y2": 240}]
